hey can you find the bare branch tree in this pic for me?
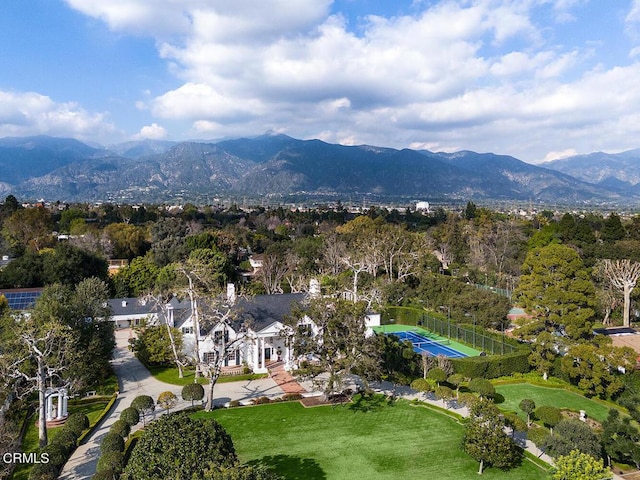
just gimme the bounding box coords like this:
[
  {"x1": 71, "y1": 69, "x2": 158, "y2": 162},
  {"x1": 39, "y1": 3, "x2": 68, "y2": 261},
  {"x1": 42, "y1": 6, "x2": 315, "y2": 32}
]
[
  {"x1": 1, "y1": 316, "x2": 74, "y2": 448},
  {"x1": 601, "y1": 259, "x2": 640, "y2": 328},
  {"x1": 257, "y1": 254, "x2": 287, "y2": 294},
  {"x1": 143, "y1": 293, "x2": 186, "y2": 378}
]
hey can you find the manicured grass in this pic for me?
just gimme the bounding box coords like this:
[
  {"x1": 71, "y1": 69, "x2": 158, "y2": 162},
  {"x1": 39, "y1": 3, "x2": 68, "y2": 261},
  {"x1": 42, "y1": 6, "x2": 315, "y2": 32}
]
[
  {"x1": 495, "y1": 383, "x2": 613, "y2": 422},
  {"x1": 194, "y1": 396, "x2": 550, "y2": 480},
  {"x1": 147, "y1": 364, "x2": 267, "y2": 386}
]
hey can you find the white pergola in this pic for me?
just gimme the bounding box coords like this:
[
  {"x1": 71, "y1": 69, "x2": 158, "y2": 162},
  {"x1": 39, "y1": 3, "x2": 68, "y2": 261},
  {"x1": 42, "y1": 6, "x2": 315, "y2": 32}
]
[{"x1": 45, "y1": 387, "x2": 69, "y2": 423}]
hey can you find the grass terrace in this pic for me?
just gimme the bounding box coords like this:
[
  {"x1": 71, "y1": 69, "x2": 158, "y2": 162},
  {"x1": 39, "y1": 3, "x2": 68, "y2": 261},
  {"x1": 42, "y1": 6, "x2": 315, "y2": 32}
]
[
  {"x1": 195, "y1": 395, "x2": 549, "y2": 480},
  {"x1": 495, "y1": 383, "x2": 614, "y2": 422}
]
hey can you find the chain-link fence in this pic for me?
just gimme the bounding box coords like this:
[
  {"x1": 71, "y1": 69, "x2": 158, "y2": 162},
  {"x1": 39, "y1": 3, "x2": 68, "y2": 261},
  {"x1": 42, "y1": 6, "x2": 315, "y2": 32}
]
[{"x1": 417, "y1": 313, "x2": 516, "y2": 355}]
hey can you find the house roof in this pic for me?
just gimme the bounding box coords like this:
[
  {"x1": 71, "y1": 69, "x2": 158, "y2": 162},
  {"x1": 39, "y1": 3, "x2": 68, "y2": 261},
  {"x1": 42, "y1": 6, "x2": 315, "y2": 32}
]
[
  {"x1": 234, "y1": 293, "x2": 306, "y2": 332},
  {"x1": 107, "y1": 293, "x2": 306, "y2": 333},
  {"x1": 107, "y1": 297, "x2": 158, "y2": 317}
]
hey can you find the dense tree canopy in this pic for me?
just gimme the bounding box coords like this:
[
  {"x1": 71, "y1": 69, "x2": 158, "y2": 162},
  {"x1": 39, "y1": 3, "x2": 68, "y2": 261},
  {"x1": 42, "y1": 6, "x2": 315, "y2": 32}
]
[
  {"x1": 515, "y1": 244, "x2": 596, "y2": 340},
  {"x1": 125, "y1": 412, "x2": 237, "y2": 480}
]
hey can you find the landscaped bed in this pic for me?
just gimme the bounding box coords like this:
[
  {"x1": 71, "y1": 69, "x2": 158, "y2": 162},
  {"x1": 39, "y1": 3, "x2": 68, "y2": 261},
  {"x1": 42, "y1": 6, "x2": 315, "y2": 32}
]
[
  {"x1": 147, "y1": 364, "x2": 268, "y2": 386},
  {"x1": 495, "y1": 382, "x2": 615, "y2": 422},
  {"x1": 194, "y1": 395, "x2": 550, "y2": 480}
]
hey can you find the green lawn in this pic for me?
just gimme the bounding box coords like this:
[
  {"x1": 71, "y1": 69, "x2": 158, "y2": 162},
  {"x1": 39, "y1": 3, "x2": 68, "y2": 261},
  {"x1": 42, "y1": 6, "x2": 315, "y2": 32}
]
[
  {"x1": 495, "y1": 383, "x2": 614, "y2": 422},
  {"x1": 13, "y1": 398, "x2": 110, "y2": 480},
  {"x1": 194, "y1": 397, "x2": 550, "y2": 480},
  {"x1": 147, "y1": 364, "x2": 267, "y2": 386}
]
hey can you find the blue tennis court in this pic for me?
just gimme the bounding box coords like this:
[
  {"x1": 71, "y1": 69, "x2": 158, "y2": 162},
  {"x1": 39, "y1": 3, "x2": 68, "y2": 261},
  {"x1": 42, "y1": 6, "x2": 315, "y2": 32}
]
[{"x1": 389, "y1": 330, "x2": 468, "y2": 358}]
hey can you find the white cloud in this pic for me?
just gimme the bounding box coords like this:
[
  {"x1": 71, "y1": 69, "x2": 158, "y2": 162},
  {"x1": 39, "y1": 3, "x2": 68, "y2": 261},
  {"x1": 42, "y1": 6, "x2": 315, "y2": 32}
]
[
  {"x1": 627, "y1": 0, "x2": 640, "y2": 24},
  {"x1": 541, "y1": 149, "x2": 578, "y2": 163},
  {"x1": 61, "y1": 0, "x2": 640, "y2": 162},
  {"x1": 132, "y1": 123, "x2": 168, "y2": 140},
  {"x1": 0, "y1": 90, "x2": 115, "y2": 141}
]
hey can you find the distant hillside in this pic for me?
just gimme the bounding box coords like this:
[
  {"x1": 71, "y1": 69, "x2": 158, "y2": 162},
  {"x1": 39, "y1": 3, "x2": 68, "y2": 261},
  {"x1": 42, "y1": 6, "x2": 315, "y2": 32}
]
[
  {"x1": 0, "y1": 133, "x2": 635, "y2": 204},
  {"x1": 542, "y1": 149, "x2": 640, "y2": 191},
  {"x1": 108, "y1": 139, "x2": 177, "y2": 158}
]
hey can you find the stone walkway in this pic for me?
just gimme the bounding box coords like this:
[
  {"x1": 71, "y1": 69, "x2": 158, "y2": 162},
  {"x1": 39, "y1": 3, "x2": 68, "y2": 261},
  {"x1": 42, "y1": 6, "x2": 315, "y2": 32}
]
[{"x1": 268, "y1": 361, "x2": 307, "y2": 395}]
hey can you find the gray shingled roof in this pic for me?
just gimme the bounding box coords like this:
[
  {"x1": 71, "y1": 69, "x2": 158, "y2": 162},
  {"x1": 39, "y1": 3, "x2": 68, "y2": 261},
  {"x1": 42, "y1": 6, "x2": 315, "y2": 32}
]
[
  {"x1": 233, "y1": 293, "x2": 306, "y2": 332},
  {"x1": 108, "y1": 293, "x2": 306, "y2": 333}
]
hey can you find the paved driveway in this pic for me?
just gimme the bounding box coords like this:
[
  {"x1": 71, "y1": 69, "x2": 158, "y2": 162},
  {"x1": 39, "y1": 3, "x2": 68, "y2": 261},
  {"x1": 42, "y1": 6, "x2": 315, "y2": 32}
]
[{"x1": 59, "y1": 328, "x2": 284, "y2": 480}]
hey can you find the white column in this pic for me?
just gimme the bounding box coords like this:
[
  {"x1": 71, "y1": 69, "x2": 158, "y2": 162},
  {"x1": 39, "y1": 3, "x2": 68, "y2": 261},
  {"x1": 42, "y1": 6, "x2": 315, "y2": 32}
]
[
  {"x1": 284, "y1": 344, "x2": 291, "y2": 369},
  {"x1": 56, "y1": 392, "x2": 62, "y2": 418},
  {"x1": 260, "y1": 336, "x2": 265, "y2": 369},
  {"x1": 46, "y1": 394, "x2": 54, "y2": 420},
  {"x1": 61, "y1": 389, "x2": 68, "y2": 417},
  {"x1": 253, "y1": 338, "x2": 259, "y2": 371}
]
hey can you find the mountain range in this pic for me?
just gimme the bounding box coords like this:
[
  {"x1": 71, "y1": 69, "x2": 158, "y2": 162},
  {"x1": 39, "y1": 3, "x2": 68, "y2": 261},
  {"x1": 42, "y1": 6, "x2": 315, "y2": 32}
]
[{"x1": 0, "y1": 134, "x2": 639, "y2": 206}]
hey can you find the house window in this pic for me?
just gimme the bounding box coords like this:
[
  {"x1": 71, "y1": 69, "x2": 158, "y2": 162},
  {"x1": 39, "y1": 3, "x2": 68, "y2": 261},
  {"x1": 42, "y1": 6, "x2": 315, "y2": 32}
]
[
  {"x1": 203, "y1": 352, "x2": 217, "y2": 364},
  {"x1": 181, "y1": 326, "x2": 194, "y2": 335},
  {"x1": 227, "y1": 350, "x2": 236, "y2": 363},
  {"x1": 214, "y1": 330, "x2": 230, "y2": 344},
  {"x1": 297, "y1": 324, "x2": 312, "y2": 337}
]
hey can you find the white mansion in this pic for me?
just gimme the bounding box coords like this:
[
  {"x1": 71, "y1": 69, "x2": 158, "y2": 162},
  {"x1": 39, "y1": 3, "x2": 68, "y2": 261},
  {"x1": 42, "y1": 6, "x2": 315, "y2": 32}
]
[{"x1": 107, "y1": 285, "x2": 380, "y2": 374}]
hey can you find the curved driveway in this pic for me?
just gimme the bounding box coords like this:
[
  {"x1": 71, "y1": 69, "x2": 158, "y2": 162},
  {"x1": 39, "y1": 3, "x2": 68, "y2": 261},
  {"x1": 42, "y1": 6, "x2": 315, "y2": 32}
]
[{"x1": 59, "y1": 328, "x2": 285, "y2": 480}]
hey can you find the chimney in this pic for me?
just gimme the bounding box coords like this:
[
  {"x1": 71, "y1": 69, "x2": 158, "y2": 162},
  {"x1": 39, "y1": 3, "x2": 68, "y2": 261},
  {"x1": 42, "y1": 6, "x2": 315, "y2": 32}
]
[
  {"x1": 121, "y1": 300, "x2": 127, "y2": 307},
  {"x1": 227, "y1": 283, "x2": 236, "y2": 304},
  {"x1": 309, "y1": 278, "x2": 320, "y2": 299}
]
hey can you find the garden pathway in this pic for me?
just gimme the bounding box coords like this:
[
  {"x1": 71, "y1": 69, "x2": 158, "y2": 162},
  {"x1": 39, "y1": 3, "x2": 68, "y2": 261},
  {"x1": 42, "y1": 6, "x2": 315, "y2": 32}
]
[
  {"x1": 268, "y1": 361, "x2": 307, "y2": 395},
  {"x1": 59, "y1": 328, "x2": 286, "y2": 480}
]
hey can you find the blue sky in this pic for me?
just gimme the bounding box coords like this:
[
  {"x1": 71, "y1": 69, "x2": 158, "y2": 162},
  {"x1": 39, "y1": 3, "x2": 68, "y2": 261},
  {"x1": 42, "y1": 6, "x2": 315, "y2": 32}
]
[{"x1": 2, "y1": 1, "x2": 640, "y2": 163}]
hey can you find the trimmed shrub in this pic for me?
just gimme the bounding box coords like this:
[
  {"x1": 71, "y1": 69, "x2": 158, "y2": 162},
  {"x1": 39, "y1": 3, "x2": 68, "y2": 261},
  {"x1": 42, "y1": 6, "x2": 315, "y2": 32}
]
[
  {"x1": 131, "y1": 395, "x2": 155, "y2": 425},
  {"x1": 157, "y1": 391, "x2": 178, "y2": 412},
  {"x1": 28, "y1": 462, "x2": 59, "y2": 480},
  {"x1": 458, "y1": 392, "x2": 478, "y2": 407},
  {"x1": 54, "y1": 428, "x2": 78, "y2": 452},
  {"x1": 120, "y1": 406, "x2": 140, "y2": 427},
  {"x1": 282, "y1": 393, "x2": 303, "y2": 401},
  {"x1": 468, "y1": 378, "x2": 495, "y2": 398},
  {"x1": 91, "y1": 468, "x2": 118, "y2": 480},
  {"x1": 427, "y1": 367, "x2": 448, "y2": 385},
  {"x1": 536, "y1": 406, "x2": 562, "y2": 432},
  {"x1": 42, "y1": 442, "x2": 67, "y2": 468},
  {"x1": 228, "y1": 400, "x2": 241, "y2": 407},
  {"x1": 100, "y1": 433, "x2": 125, "y2": 454},
  {"x1": 452, "y1": 350, "x2": 530, "y2": 379},
  {"x1": 527, "y1": 425, "x2": 550, "y2": 448},
  {"x1": 96, "y1": 450, "x2": 124, "y2": 473},
  {"x1": 109, "y1": 419, "x2": 130, "y2": 439},
  {"x1": 63, "y1": 412, "x2": 90, "y2": 437},
  {"x1": 410, "y1": 378, "x2": 431, "y2": 393},
  {"x1": 252, "y1": 396, "x2": 271, "y2": 405},
  {"x1": 182, "y1": 383, "x2": 205, "y2": 407}
]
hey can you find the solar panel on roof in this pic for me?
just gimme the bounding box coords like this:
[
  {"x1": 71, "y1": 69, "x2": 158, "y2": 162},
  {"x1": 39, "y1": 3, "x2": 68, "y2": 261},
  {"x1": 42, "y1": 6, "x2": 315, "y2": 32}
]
[{"x1": 0, "y1": 291, "x2": 42, "y2": 310}]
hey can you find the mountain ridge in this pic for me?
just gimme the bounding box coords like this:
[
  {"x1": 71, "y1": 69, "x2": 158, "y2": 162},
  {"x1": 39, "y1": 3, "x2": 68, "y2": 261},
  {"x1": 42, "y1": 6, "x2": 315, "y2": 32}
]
[{"x1": 0, "y1": 134, "x2": 636, "y2": 205}]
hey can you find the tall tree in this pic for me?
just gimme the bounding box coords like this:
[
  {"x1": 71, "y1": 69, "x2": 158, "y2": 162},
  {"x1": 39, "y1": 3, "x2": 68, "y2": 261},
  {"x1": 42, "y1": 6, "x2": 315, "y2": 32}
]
[
  {"x1": 2, "y1": 206, "x2": 53, "y2": 254},
  {"x1": 462, "y1": 399, "x2": 521, "y2": 474},
  {"x1": 560, "y1": 342, "x2": 635, "y2": 398},
  {"x1": 600, "y1": 259, "x2": 640, "y2": 328},
  {"x1": 552, "y1": 450, "x2": 612, "y2": 480},
  {"x1": 0, "y1": 296, "x2": 74, "y2": 447},
  {"x1": 515, "y1": 244, "x2": 595, "y2": 340},
  {"x1": 601, "y1": 409, "x2": 640, "y2": 467},
  {"x1": 285, "y1": 297, "x2": 380, "y2": 397}
]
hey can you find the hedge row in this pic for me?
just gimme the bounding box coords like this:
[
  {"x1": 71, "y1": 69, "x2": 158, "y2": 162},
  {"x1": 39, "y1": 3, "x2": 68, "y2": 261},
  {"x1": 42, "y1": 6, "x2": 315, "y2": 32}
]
[{"x1": 451, "y1": 350, "x2": 531, "y2": 379}]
